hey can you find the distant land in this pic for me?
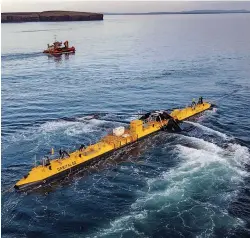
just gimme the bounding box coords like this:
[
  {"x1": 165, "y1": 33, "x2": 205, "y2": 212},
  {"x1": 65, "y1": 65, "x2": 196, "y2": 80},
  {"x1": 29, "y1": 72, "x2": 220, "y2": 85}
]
[
  {"x1": 105, "y1": 9, "x2": 250, "y2": 15},
  {"x1": 2, "y1": 9, "x2": 249, "y2": 23},
  {"x1": 1, "y1": 11, "x2": 103, "y2": 23}
]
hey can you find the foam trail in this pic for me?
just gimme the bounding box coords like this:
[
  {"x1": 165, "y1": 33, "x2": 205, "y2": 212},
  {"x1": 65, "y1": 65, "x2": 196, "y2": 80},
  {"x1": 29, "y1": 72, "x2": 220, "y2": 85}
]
[
  {"x1": 2, "y1": 119, "x2": 106, "y2": 151},
  {"x1": 91, "y1": 136, "x2": 249, "y2": 238},
  {"x1": 2, "y1": 52, "x2": 42, "y2": 62},
  {"x1": 195, "y1": 107, "x2": 217, "y2": 122},
  {"x1": 185, "y1": 121, "x2": 229, "y2": 140},
  {"x1": 39, "y1": 118, "x2": 108, "y2": 137},
  {"x1": 88, "y1": 211, "x2": 148, "y2": 238},
  {"x1": 178, "y1": 134, "x2": 223, "y2": 153}
]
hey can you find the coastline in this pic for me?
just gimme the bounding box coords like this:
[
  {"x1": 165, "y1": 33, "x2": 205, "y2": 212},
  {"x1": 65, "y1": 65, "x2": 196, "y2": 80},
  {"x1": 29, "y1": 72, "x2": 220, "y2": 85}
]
[
  {"x1": 1, "y1": 10, "x2": 103, "y2": 23},
  {"x1": 2, "y1": 9, "x2": 249, "y2": 23},
  {"x1": 105, "y1": 9, "x2": 250, "y2": 15}
]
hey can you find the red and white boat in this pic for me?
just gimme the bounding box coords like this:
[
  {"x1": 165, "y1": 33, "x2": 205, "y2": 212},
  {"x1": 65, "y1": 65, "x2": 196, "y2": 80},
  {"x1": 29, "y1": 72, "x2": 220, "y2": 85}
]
[{"x1": 43, "y1": 40, "x2": 75, "y2": 55}]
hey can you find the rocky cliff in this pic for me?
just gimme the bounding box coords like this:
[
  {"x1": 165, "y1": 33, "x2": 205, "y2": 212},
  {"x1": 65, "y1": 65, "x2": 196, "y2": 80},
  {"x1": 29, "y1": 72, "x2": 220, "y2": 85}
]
[{"x1": 1, "y1": 11, "x2": 103, "y2": 23}]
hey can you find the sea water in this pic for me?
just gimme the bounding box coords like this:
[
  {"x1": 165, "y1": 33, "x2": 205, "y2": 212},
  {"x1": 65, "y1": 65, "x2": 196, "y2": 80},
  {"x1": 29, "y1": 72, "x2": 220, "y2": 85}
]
[{"x1": 2, "y1": 14, "x2": 250, "y2": 237}]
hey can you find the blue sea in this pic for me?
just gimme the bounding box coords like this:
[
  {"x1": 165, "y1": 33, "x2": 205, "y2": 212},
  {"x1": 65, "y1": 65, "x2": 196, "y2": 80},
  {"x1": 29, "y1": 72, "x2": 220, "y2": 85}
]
[{"x1": 1, "y1": 14, "x2": 250, "y2": 238}]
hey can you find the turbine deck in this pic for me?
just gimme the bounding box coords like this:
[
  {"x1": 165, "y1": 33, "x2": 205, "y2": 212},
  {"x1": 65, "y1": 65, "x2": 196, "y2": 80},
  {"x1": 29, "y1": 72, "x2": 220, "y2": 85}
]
[{"x1": 15, "y1": 102, "x2": 212, "y2": 190}]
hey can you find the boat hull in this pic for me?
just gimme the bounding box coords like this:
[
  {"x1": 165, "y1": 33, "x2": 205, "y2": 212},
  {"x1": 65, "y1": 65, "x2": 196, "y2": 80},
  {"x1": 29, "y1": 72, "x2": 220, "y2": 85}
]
[
  {"x1": 15, "y1": 102, "x2": 213, "y2": 191},
  {"x1": 14, "y1": 130, "x2": 159, "y2": 191},
  {"x1": 43, "y1": 47, "x2": 75, "y2": 54}
]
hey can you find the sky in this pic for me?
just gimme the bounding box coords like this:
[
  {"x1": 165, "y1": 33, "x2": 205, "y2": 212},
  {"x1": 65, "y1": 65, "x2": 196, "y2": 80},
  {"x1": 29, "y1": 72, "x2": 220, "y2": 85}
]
[{"x1": 2, "y1": 1, "x2": 250, "y2": 13}]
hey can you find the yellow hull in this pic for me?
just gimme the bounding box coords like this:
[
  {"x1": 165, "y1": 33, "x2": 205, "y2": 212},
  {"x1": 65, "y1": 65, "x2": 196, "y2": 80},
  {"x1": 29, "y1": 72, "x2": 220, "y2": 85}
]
[{"x1": 15, "y1": 102, "x2": 212, "y2": 190}]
